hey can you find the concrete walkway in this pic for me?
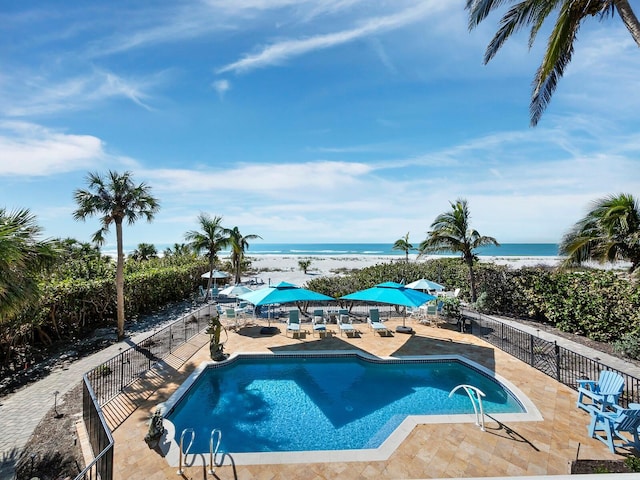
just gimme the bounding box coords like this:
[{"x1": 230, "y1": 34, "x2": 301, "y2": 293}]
[
  {"x1": 0, "y1": 302, "x2": 211, "y2": 480},
  {"x1": 1, "y1": 306, "x2": 639, "y2": 480}
]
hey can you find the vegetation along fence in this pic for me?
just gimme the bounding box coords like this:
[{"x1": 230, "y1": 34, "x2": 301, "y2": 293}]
[
  {"x1": 468, "y1": 311, "x2": 640, "y2": 407},
  {"x1": 75, "y1": 302, "x2": 213, "y2": 480}
]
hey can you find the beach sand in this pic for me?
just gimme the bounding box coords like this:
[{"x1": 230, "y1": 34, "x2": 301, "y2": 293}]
[{"x1": 239, "y1": 254, "x2": 563, "y2": 287}]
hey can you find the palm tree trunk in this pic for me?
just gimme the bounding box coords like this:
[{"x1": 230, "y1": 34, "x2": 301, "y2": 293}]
[
  {"x1": 115, "y1": 220, "x2": 126, "y2": 340},
  {"x1": 466, "y1": 257, "x2": 478, "y2": 303},
  {"x1": 206, "y1": 257, "x2": 214, "y2": 301},
  {"x1": 615, "y1": 0, "x2": 640, "y2": 47}
]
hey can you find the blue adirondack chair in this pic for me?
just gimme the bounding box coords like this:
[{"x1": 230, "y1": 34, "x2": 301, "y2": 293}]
[
  {"x1": 577, "y1": 370, "x2": 625, "y2": 412},
  {"x1": 587, "y1": 404, "x2": 640, "y2": 453}
]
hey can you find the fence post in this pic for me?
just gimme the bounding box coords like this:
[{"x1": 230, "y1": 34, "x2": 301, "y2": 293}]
[
  {"x1": 169, "y1": 325, "x2": 172, "y2": 353},
  {"x1": 555, "y1": 342, "x2": 561, "y2": 382},
  {"x1": 530, "y1": 335, "x2": 535, "y2": 366},
  {"x1": 501, "y1": 322, "x2": 505, "y2": 350}
]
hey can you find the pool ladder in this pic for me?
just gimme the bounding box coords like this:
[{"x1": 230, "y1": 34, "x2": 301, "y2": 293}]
[
  {"x1": 177, "y1": 428, "x2": 195, "y2": 475},
  {"x1": 449, "y1": 384, "x2": 486, "y2": 431},
  {"x1": 176, "y1": 428, "x2": 222, "y2": 475},
  {"x1": 209, "y1": 428, "x2": 222, "y2": 474}
]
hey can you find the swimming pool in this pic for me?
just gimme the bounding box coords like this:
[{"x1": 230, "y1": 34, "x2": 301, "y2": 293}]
[{"x1": 161, "y1": 352, "x2": 541, "y2": 465}]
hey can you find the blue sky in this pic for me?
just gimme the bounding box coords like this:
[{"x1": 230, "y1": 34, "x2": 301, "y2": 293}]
[{"x1": 2, "y1": 1, "x2": 639, "y2": 249}]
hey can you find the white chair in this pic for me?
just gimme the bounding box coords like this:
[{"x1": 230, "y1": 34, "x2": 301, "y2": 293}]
[
  {"x1": 286, "y1": 310, "x2": 301, "y2": 337},
  {"x1": 312, "y1": 314, "x2": 327, "y2": 337},
  {"x1": 338, "y1": 314, "x2": 355, "y2": 336}
]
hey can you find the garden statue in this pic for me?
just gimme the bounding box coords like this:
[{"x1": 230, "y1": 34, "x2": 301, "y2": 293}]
[
  {"x1": 144, "y1": 408, "x2": 165, "y2": 448},
  {"x1": 207, "y1": 313, "x2": 227, "y2": 361}
]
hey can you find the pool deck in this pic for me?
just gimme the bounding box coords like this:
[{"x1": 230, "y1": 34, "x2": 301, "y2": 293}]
[{"x1": 106, "y1": 316, "x2": 626, "y2": 479}]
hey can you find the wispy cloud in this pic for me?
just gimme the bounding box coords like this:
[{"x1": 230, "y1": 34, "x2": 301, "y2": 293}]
[
  {"x1": 217, "y1": 1, "x2": 443, "y2": 74},
  {"x1": 212, "y1": 79, "x2": 231, "y2": 99},
  {"x1": 1, "y1": 69, "x2": 158, "y2": 117}
]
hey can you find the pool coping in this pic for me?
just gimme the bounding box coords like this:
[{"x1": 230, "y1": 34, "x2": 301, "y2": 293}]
[{"x1": 158, "y1": 350, "x2": 543, "y2": 467}]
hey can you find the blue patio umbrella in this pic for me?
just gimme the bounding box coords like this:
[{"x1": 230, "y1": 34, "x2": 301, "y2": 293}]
[
  {"x1": 341, "y1": 282, "x2": 436, "y2": 332},
  {"x1": 405, "y1": 278, "x2": 445, "y2": 292},
  {"x1": 239, "y1": 281, "x2": 334, "y2": 331}
]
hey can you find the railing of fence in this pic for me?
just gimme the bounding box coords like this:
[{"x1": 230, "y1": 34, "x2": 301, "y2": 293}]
[
  {"x1": 469, "y1": 311, "x2": 640, "y2": 407},
  {"x1": 75, "y1": 302, "x2": 212, "y2": 480}
]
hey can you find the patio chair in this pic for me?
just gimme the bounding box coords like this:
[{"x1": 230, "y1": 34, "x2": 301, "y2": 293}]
[
  {"x1": 367, "y1": 308, "x2": 381, "y2": 323},
  {"x1": 367, "y1": 314, "x2": 390, "y2": 337},
  {"x1": 286, "y1": 309, "x2": 301, "y2": 337},
  {"x1": 425, "y1": 303, "x2": 437, "y2": 316},
  {"x1": 587, "y1": 404, "x2": 640, "y2": 453},
  {"x1": 225, "y1": 308, "x2": 241, "y2": 330},
  {"x1": 338, "y1": 314, "x2": 355, "y2": 336},
  {"x1": 312, "y1": 313, "x2": 327, "y2": 337},
  {"x1": 577, "y1": 370, "x2": 625, "y2": 412}
]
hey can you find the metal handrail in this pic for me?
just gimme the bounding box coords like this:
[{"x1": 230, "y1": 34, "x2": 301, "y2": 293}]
[
  {"x1": 449, "y1": 384, "x2": 486, "y2": 431},
  {"x1": 209, "y1": 428, "x2": 222, "y2": 474},
  {"x1": 76, "y1": 302, "x2": 211, "y2": 480},
  {"x1": 177, "y1": 428, "x2": 195, "y2": 475}
]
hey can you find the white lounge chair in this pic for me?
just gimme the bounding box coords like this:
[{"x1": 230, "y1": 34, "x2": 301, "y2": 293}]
[
  {"x1": 338, "y1": 314, "x2": 355, "y2": 336},
  {"x1": 286, "y1": 309, "x2": 301, "y2": 337}
]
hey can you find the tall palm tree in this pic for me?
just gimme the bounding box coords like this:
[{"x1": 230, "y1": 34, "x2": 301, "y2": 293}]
[
  {"x1": 185, "y1": 214, "x2": 230, "y2": 300},
  {"x1": 130, "y1": 242, "x2": 158, "y2": 261},
  {"x1": 226, "y1": 226, "x2": 262, "y2": 284},
  {"x1": 392, "y1": 232, "x2": 415, "y2": 263},
  {"x1": 466, "y1": 0, "x2": 640, "y2": 126},
  {"x1": 73, "y1": 171, "x2": 159, "y2": 340},
  {"x1": 419, "y1": 199, "x2": 499, "y2": 302},
  {"x1": 560, "y1": 193, "x2": 640, "y2": 273},
  {"x1": 0, "y1": 208, "x2": 58, "y2": 321}
]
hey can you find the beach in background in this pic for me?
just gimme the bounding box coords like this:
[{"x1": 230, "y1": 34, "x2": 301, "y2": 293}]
[{"x1": 239, "y1": 253, "x2": 564, "y2": 289}]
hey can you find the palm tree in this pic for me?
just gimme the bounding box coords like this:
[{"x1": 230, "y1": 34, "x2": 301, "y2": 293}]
[
  {"x1": 73, "y1": 171, "x2": 159, "y2": 339},
  {"x1": 419, "y1": 199, "x2": 499, "y2": 302},
  {"x1": 130, "y1": 242, "x2": 158, "y2": 261},
  {"x1": 226, "y1": 226, "x2": 262, "y2": 284},
  {"x1": 560, "y1": 193, "x2": 640, "y2": 273},
  {"x1": 466, "y1": 0, "x2": 640, "y2": 126},
  {"x1": 185, "y1": 214, "x2": 230, "y2": 300},
  {"x1": 163, "y1": 243, "x2": 192, "y2": 257},
  {"x1": 392, "y1": 232, "x2": 415, "y2": 263},
  {"x1": 0, "y1": 208, "x2": 58, "y2": 321}
]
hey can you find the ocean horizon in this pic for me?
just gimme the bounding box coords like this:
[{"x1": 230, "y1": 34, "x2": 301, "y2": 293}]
[{"x1": 112, "y1": 242, "x2": 561, "y2": 258}]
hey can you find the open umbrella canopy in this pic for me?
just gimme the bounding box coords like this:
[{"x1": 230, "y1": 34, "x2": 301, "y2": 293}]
[
  {"x1": 201, "y1": 270, "x2": 230, "y2": 279},
  {"x1": 239, "y1": 281, "x2": 334, "y2": 306},
  {"x1": 219, "y1": 284, "x2": 253, "y2": 297},
  {"x1": 405, "y1": 278, "x2": 445, "y2": 292},
  {"x1": 341, "y1": 281, "x2": 436, "y2": 308}
]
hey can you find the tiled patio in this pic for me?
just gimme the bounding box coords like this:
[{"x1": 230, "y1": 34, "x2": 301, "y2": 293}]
[{"x1": 105, "y1": 316, "x2": 624, "y2": 479}]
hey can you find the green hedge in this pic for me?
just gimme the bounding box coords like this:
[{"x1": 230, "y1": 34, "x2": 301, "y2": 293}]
[
  {"x1": 307, "y1": 259, "x2": 640, "y2": 344},
  {"x1": 5, "y1": 259, "x2": 209, "y2": 343}
]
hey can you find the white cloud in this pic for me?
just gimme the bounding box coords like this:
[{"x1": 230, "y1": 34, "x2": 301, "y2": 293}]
[
  {"x1": 0, "y1": 121, "x2": 106, "y2": 176},
  {"x1": 217, "y1": 1, "x2": 444, "y2": 74},
  {"x1": 212, "y1": 79, "x2": 231, "y2": 99},
  {"x1": 1, "y1": 69, "x2": 157, "y2": 117}
]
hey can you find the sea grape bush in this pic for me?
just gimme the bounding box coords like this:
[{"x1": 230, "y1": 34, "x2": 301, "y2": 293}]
[
  {"x1": 307, "y1": 259, "x2": 640, "y2": 355},
  {"x1": 0, "y1": 256, "x2": 209, "y2": 367}
]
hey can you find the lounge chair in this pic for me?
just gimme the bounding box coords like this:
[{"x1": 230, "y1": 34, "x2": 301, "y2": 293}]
[
  {"x1": 577, "y1": 371, "x2": 625, "y2": 412},
  {"x1": 587, "y1": 404, "x2": 640, "y2": 453},
  {"x1": 225, "y1": 308, "x2": 241, "y2": 329},
  {"x1": 338, "y1": 314, "x2": 355, "y2": 336},
  {"x1": 286, "y1": 309, "x2": 301, "y2": 337},
  {"x1": 367, "y1": 309, "x2": 390, "y2": 336},
  {"x1": 312, "y1": 312, "x2": 326, "y2": 337}
]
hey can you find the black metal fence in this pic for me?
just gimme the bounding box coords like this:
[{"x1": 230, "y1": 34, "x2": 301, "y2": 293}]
[
  {"x1": 470, "y1": 311, "x2": 640, "y2": 406},
  {"x1": 75, "y1": 303, "x2": 212, "y2": 480}
]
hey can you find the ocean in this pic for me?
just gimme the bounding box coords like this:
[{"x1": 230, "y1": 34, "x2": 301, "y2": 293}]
[{"x1": 122, "y1": 242, "x2": 561, "y2": 258}]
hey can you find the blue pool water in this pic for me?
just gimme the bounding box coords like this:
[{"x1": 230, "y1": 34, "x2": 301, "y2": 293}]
[{"x1": 166, "y1": 356, "x2": 524, "y2": 453}]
